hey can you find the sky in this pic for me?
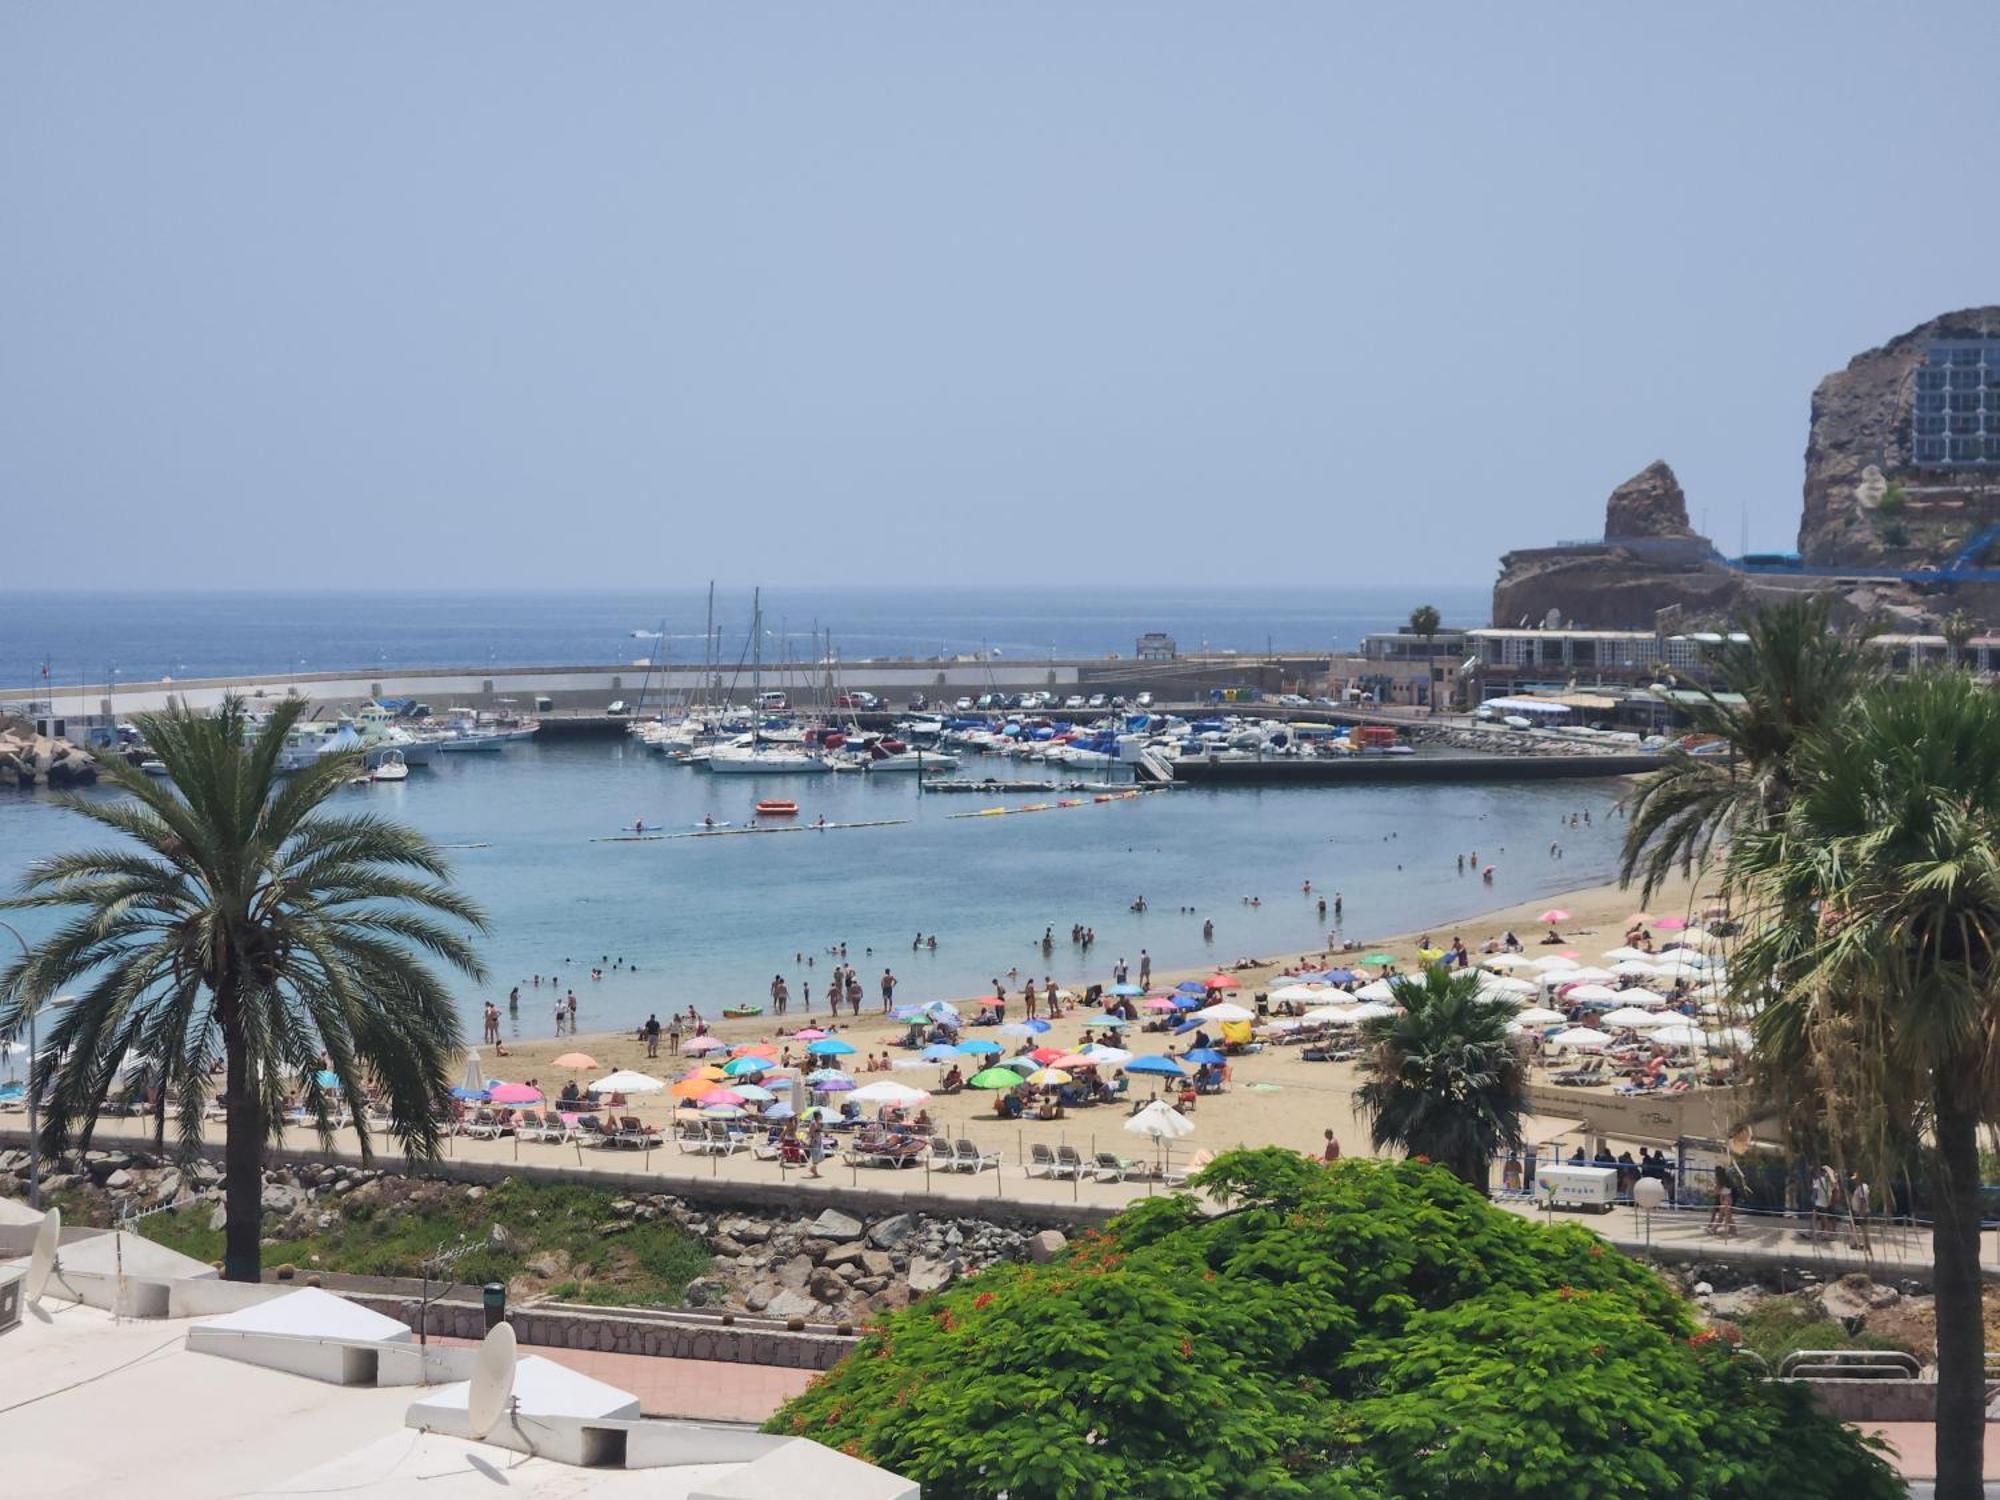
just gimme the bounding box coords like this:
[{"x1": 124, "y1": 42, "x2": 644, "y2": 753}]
[{"x1": 5, "y1": 4, "x2": 1999, "y2": 590}]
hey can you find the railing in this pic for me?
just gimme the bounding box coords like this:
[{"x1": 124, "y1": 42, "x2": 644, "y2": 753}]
[{"x1": 1778, "y1": 1349, "x2": 1922, "y2": 1381}]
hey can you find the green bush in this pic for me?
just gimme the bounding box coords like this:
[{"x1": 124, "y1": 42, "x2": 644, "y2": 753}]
[
  {"x1": 1875, "y1": 484, "x2": 1908, "y2": 516},
  {"x1": 770, "y1": 1151, "x2": 1898, "y2": 1499}
]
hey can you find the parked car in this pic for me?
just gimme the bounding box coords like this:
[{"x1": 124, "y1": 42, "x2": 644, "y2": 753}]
[
  {"x1": 1278, "y1": 693, "x2": 1309, "y2": 707},
  {"x1": 955, "y1": 697, "x2": 975, "y2": 711},
  {"x1": 606, "y1": 700, "x2": 630, "y2": 716},
  {"x1": 1087, "y1": 693, "x2": 1108, "y2": 709},
  {"x1": 1063, "y1": 694, "x2": 1086, "y2": 709},
  {"x1": 1135, "y1": 692, "x2": 1154, "y2": 708}
]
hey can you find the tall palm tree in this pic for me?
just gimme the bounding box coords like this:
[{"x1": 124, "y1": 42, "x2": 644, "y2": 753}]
[
  {"x1": 1619, "y1": 595, "x2": 1871, "y2": 901},
  {"x1": 1353, "y1": 964, "x2": 1525, "y2": 1192},
  {"x1": 0, "y1": 696, "x2": 485, "y2": 1281},
  {"x1": 1732, "y1": 670, "x2": 2000, "y2": 1500},
  {"x1": 1407, "y1": 604, "x2": 1443, "y2": 711}
]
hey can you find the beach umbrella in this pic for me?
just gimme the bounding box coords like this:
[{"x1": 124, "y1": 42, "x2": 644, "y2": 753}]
[
  {"x1": 812, "y1": 1075, "x2": 855, "y2": 1093},
  {"x1": 1651, "y1": 1023, "x2": 1703, "y2": 1048},
  {"x1": 1483, "y1": 976, "x2": 1538, "y2": 997},
  {"x1": 1321, "y1": 968, "x2": 1359, "y2": 984},
  {"x1": 1182, "y1": 1048, "x2": 1226, "y2": 1066},
  {"x1": 890, "y1": 1058, "x2": 934, "y2": 1071},
  {"x1": 449, "y1": 1085, "x2": 485, "y2": 1101},
  {"x1": 1175, "y1": 980, "x2": 1208, "y2": 994},
  {"x1": 1304, "y1": 1005, "x2": 1358, "y2": 1024},
  {"x1": 921, "y1": 1042, "x2": 961, "y2": 1062},
  {"x1": 924, "y1": 1001, "x2": 963, "y2": 1026},
  {"x1": 699, "y1": 1087, "x2": 746, "y2": 1106},
  {"x1": 1027, "y1": 1068, "x2": 1072, "y2": 1086},
  {"x1": 686, "y1": 1063, "x2": 727, "y2": 1081},
  {"x1": 681, "y1": 1035, "x2": 725, "y2": 1054},
  {"x1": 1354, "y1": 979, "x2": 1399, "y2": 1003},
  {"x1": 721, "y1": 1056, "x2": 771, "y2": 1077},
  {"x1": 1346, "y1": 1000, "x2": 1400, "y2": 1021},
  {"x1": 1082, "y1": 1044, "x2": 1133, "y2": 1065},
  {"x1": 1359, "y1": 953, "x2": 1396, "y2": 967},
  {"x1": 1611, "y1": 960, "x2": 1660, "y2": 979},
  {"x1": 999, "y1": 1055, "x2": 1040, "y2": 1073},
  {"x1": 765, "y1": 1101, "x2": 796, "y2": 1120},
  {"x1": 890, "y1": 1005, "x2": 929, "y2": 1023},
  {"x1": 806, "y1": 1068, "x2": 853, "y2": 1086},
  {"x1": 460, "y1": 1051, "x2": 484, "y2": 1095},
  {"x1": 1170, "y1": 994, "x2": 1203, "y2": 1011},
  {"x1": 956, "y1": 1038, "x2": 1003, "y2": 1056},
  {"x1": 1194, "y1": 1002, "x2": 1255, "y2": 1023},
  {"x1": 1538, "y1": 909, "x2": 1573, "y2": 924},
  {"x1": 730, "y1": 1042, "x2": 781, "y2": 1058},
  {"x1": 850, "y1": 1080, "x2": 931, "y2": 1106},
  {"x1": 1559, "y1": 983, "x2": 1620, "y2": 1005},
  {"x1": 1142, "y1": 998, "x2": 1178, "y2": 1013},
  {"x1": 1705, "y1": 1027, "x2": 1752, "y2": 1052},
  {"x1": 1678, "y1": 927, "x2": 1721, "y2": 948},
  {"x1": 670, "y1": 1078, "x2": 712, "y2": 1101},
  {"x1": 1051, "y1": 1052, "x2": 1099, "y2": 1069},
  {"x1": 1618, "y1": 987, "x2": 1669, "y2": 1009},
  {"x1": 1563, "y1": 966, "x2": 1617, "y2": 983},
  {"x1": 488, "y1": 1082, "x2": 540, "y2": 1105},
  {"x1": 702, "y1": 1103, "x2": 748, "y2": 1119},
  {"x1": 1530, "y1": 955, "x2": 1579, "y2": 972},
  {"x1": 1125, "y1": 1098, "x2": 1195, "y2": 1140},
  {"x1": 551, "y1": 1052, "x2": 600, "y2": 1070},
  {"x1": 1125, "y1": 1055, "x2": 1186, "y2": 1078},
  {"x1": 997, "y1": 1020, "x2": 1045, "y2": 1038},
  {"x1": 1480, "y1": 954, "x2": 1529, "y2": 972},
  {"x1": 1549, "y1": 1027, "x2": 1609, "y2": 1051},
  {"x1": 790, "y1": 1028, "x2": 830, "y2": 1041},
  {"x1": 1204, "y1": 974, "x2": 1241, "y2": 990},
  {"x1": 1654, "y1": 916, "x2": 1688, "y2": 931},
  {"x1": 592, "y1": 1069, "x2": 667, "y2": 1093},
  {"x1": 1270, "y1": 983, "x2": 1330, "y2": 1004},
  {"x1": 800, "y1": 1105, "x2": 841, "y2": 1122},
  {"x1": 969, "y1": 1067, "x2": 1024, "y2": 1089},
  {"x1": 1109, "y1": 984, "x2": 1144, "y2": 997},
  {"x1": 1600, "y1": 947, "x2": 1650, "y2": 964},
  {"x1": 733, "y1": 1083, "x2": 777, "y2": 1103},
  {"x1": 1601, "y1": 1007, "x2": 1667, "y2": 1030},
  {"x1": 1027, "y1": 1046, "x2": 1066, "y2": 1064},
  {"x1": 313, "y1": 1069, "x2": 342, "y2": 1090},
  {"x1": 1515, "y1": 1006, "x2": 1566, "y2": 1025},
  {"x1": 807, "y1": 1038, "x2": 857, "y2": 1056}
]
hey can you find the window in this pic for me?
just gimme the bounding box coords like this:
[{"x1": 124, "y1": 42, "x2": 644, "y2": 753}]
[
  {"x1": 1953, "y1": 366, "x2": 1983, "y2": 389},
  {"x1": 1919, "y1": 366, "x2": 1948, "y2": 391},
  {"x1": 1917, "y1": 414, "x2": 1947, "y2": 436},
  {"x1": 1952, "y1": 437, "x2": 1984, "y2": 461},
  {"x1": 1919, "y1": 391, "x2": 1947, "y2": 413},
  {"x1": 1917, "y1": 436, "x2": 1949, "y2": 462}
]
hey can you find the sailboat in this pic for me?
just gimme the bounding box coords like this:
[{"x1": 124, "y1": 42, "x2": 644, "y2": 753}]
[{"x1": 705, "y1": 589, "x2": 831, "y2": 776}]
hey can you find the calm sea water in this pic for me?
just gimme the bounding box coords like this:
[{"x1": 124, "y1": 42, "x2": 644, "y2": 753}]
[
  {"x1": 0, "y1": 583, "x2": 1489, "y2": 689},
  {"x1": 0, "y1": 738, "x2": 1627, "y2": 1040}
]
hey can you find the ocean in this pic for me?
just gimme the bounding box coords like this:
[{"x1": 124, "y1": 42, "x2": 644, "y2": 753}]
[
  {"x1": 0, "y1": 583, "x2": 1638, "y2": 1046},
  {"x1": 0, "y1": 583, "x2": 1491, "y2": 690}
]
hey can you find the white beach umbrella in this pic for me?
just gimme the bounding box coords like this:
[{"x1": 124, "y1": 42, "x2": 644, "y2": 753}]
[
  {"x1": 591, "y1": 1069, "x2": 667, "y2": 1093},
  {"x1": 1304, "y1": 1005, "x2": 1359, "y2": 1024},
  {"x1": 1612, "y1": 960, "x2": 1661, "y2": 979},
  {"x1": 1704, "y1": 1027, "x2": 1753, "y2": 1052},
  {"x1": 1194, "y1": 1002, "x2": 1256, "y2": 1024},
  {"x1": 1082, "y1": 1044, "x2": 1133, "y2": 1066},
  {"x1": 1601, "y1": 1006, "x2": 1668, "y2": 1030},
  {"x1": 1482, "y1": 975, "x2": 1539, "y2": 998},
  {"x1": 1270, "y1": 983, "x2": 1331, "y2": 1004},
  {"x1": 1531, "y1": 955, "x2": 1580, "y2": 973},
  {"x1": 1346, "y1": 1000, "x2": 1401, "y2": 1021},
  {"x1": 1649, "y1": 1024, "x2": 1704, "y2": 1049},
  {"x1": 1480, "y1": 954, "x2": 1530, "y2": 972},
  {"x1": 1354, "y1": 979, "x2": 1399, "y2": 1003},
  {"x1": 1616, "y1": 987, "x2": 1669, "y2": 1009},
  {"x1": 1677, "y1": 928, "x2": 1722, "y2": 949},
  {"x1": 1515, "y1": 1006, "x2": 1566, "y2": 1025},
  {"x1": 1125, "y1": 1098, "x2": 1195, "y2": 1141},
  {"x1": 1600, "y1": 946, "x2": 1651, "y2": 963},
  {"x1": 1563, "y1": 966, "x2": 1617, "y2": 983},
  {"x1": 1559, "y1": 983, "x2": 1621, "y2": 1005},
  {"x1": 1549, "y1": 1027, "x2": 1610, "y2": 1051},
  {"x1": 849, "y1": 1080, "x2": 931, "y2": 1106}
]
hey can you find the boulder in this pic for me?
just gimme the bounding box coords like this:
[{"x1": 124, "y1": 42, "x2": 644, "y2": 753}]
[
  {"x1": 1026, "y1": 1230, "x2": 1068, "y2": 1265},
  {"x1": 865, "y1": 1213, "x2": 917, "y2": 1250},
  {"x1": 1604, "y1": 460, "x2": 1696, "y2": 539},
  {"x1": 808, "y1": 1267, "x2": 847, "y2": 1304},
  {"x1": 821, "y1": 1243, "x2": 868, "y2": 1269},
  {"x1": 764, "y1": 1288, "x2": 817, "y2": 1321},
  {"x1": 809, "y1": 1209, "x2": 865, "y2": 1242},
  {"x1": 1818, "y1": 1274, "x2": 1891, "y2": 1325},
  {"x1": 859, "y1": 1249, "x2": 895, "y2": 1278},
  {"x1": 103, "y1": 1169, "x2": 134, "y2": 1192},
  {"x1": 907, "y1": 1257, "x2": 955, "y2": 1296},
  {"x1": 776, "y1": 1254, "x2": 814, "y2": 1289}
]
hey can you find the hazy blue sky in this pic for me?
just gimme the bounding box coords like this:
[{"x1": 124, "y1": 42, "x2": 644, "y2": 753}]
[{"x1": 5, "y1": 5, "x2": 1997, "y2": 589}]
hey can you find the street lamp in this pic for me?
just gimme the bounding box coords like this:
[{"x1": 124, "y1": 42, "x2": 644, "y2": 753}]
[{"x1": 0, "y1": 919, "x2": 76, "y2": 1210}]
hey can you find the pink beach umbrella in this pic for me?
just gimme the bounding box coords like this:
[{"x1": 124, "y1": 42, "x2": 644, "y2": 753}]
[
  {"x1": 487, "y1": 1083, "x2": 540, "y2": 1105},
  {"x1": 698, "y1": 1086, "x2": 746, "y2": 1107},
  {"x1": 682, "y1": 1035, "x2": 726, "y2": 1054},
  {"x1": 1653, "y1": 916, "x2": 1688, "y2": 931}
]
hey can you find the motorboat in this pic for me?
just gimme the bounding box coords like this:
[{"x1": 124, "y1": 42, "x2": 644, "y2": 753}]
[
  {"x1": 706, "y1": 745, "x2": 831, "y2": 774},
  {"x1": 370, "y1": 750, "x2": 409, "y2": 782}
]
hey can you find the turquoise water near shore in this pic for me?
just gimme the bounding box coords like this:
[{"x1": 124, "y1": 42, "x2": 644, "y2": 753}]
[{"x1": 0, "y1": 738, "x2": 1627, "y2": 1039}]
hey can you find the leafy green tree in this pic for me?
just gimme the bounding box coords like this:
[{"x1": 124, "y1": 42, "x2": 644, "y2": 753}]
[
  {"x1": 1619, "y1": 595, "x2": 1871, "y2": 900},
  {"x1": 1353, "y1": 963, "x2": 1524, "y2": 1192},
  {"x1": 1406, "y1": 603, "x2": 1441, "y2": 646},
  {"x1": 1732, "y1": 670, "x2": 2000, "y2": 1499},
  {"x1": 1941, "y1": 607, "x2": 1976, "y2": 666},
  {"x1": 770, "y1": 1150, "x2": 1898, "y2": 1499},
  {"x1": 0, "y1": 696, "x2": 485, "y2": 1281}
]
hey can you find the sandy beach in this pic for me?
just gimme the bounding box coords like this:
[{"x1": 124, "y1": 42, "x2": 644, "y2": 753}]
[{"x1": 484, "y1": 866, "x2": 1710, "y2": 1165}]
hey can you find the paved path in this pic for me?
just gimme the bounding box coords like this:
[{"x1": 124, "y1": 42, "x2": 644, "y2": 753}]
[{"x1": 29, "y1": 1114, "x2": 2000, "y2": 1283}]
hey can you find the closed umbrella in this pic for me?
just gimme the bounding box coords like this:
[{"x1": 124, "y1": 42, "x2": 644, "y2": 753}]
[{"x1": 460, "y1": 1052, "x2": 484, "y2": 1095}]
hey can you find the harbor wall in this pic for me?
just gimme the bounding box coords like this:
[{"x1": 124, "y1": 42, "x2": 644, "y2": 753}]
[{"x1": 1166, "y1": 753, "x2": 1655, "y2": 786}]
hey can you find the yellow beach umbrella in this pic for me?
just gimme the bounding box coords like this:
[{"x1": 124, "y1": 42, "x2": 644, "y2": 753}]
[{"x1": 1027, "y1": 1068, "x2": 1072, "y2": 1086}]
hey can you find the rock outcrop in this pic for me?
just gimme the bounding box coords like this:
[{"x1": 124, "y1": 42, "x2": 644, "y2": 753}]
[
  {"x1": 1605, "y1": 460, "x2": 1696, "y2": 539},
  {"x1": 1800, "y1": 305, "x2": 2000, "y2": 570}
]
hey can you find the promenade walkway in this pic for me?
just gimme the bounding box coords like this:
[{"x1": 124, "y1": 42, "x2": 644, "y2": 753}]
[{"x1": 23, "y1": 1114, "x2": 1997, "y2": 1285}]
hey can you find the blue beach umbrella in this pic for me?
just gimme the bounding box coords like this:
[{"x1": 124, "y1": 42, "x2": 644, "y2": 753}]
[
  {"x1": 956, "y1": 1038, "x2": 1002, "y2": 1056},
  {"x1": 765, "y1": 1101, "x2": 796, "y2": 1120},
  {"x1": 806, "y1": 1069, "x2": 853, "y2": 1086},
  {"x1": 449, "y1": 1086, "x2": 484, "y2": 1101},
  {"x1": 1125, "y1": 1055, "x2": 1186, "y2": 1078},
  {"x1": 1322, "y1": 969, "x2": 1358, "y2": 985},
  {"x1": 1093, "y1": 1016, "x2": 1133, "y2": 1029},
  {"x1": 721, "y1": 1056, "x2": 770, "y2": 1077},
  {"x1": 1183, "y1": 1048, "x2": 1227, "y2": 1066},
  {"x1": 808, "y1": 1038, "x2": 857, "y2": 1056},
  {"x1": 1175, "y1": 981, "x2": 1208, "y2": 994},
  {"x1": 921, "y1": 1043, "x2": 960, "y2": 1062},
  {"x1": 1109, "y1": 984, "x2": 1144, "y2": 997},
  {"x1": 1172, "y1": 1018, "x2": 1205, "y2": 1034},
  {"x1": 314, "y1": 1069, "x2": 341, "y2": 1090},
  {"x1": 1170, "y1": 994, "x2": 1203, "y2": 1011}
]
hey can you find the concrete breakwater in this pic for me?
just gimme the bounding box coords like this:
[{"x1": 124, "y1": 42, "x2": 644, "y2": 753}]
[{"x1": 1163, "y1": 752, "x2": 1656, "y2": 786}]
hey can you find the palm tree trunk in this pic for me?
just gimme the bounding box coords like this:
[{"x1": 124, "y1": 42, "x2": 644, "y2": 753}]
[
  {"x1": 221, "y1": 1006, "x2": 264, "y2": 1283},
  {"x1": 1932, "y1": 1078, "x2": 1986, "y2": 1500}
]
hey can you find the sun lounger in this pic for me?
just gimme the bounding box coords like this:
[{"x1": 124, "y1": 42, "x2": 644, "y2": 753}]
[
  {"x1": 1093, "y1": 1151, "x2": 1146, "y2": 1182},
  {"x1": 955, "y1": 1138, "x2": 1000, "y2": 1173},
  {"x1": 676, "y1": 1121, "x2": 711, "y2": 1153},
  {"x1": 1027, "y1": 1143, "x2": 1058, "y2": 1177},
  {"x1": 1051, "y1": 1145, "x2": 1086, "y2": 1180},
  {"x1": 462, "y1": 1107, "x2": 503, "y2": 1140},
  {"x1": 929, "y1": 1136, "x2": 957, "y2": 1169},
  {"x1": 617, "y1": 1114, "x2": 661, "y2": 1149},
  {"x1": 573, "y1": 1113, "x2": 610, "y2": 1147}
]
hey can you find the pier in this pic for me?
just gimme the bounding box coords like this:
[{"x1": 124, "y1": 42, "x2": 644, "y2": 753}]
[{"x1": 1152, "y1": 751, "x2": 1656, "y2": 786}]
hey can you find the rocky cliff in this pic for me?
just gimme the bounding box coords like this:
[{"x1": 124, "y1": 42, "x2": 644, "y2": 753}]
[
  {"x1": 1605, "y1": 460, "x2": 1697, "y2": 539},
  {"x1": 1801, "y1": 305, "x2": 2000, "y2": 568}
]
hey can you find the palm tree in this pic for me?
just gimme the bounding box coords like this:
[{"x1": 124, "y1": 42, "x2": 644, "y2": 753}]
[
  {"x1": 0, "y1": 696, "x2": 485, "y2": 1281},
  {"x1": 1732, "y1": 670, "x2": 2000, "y2": 1500},
  {"x1": 1353, "y1": 964, "x2": 1525, "y2": 1192},
  {"x1": 1407, "y1": 604, "x2": 1443, "y2": 711},
  {"x1": 1941, "y1": 608, "x2": 1976, "y2": 668},
  {"x1": 1619, "y1": 595, "x2": 1871, "y2": 901}
]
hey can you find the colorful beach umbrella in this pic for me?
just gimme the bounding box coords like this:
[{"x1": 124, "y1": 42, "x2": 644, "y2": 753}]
[
  {"x1": 1182, "y1": 1048, "x2": 1226, "y2": 1066},
  {"x1": 968, "y1": 1068, "x2": 1021, "y2": 1089},
  {"x1": 808, "y1": 1038, "x2": 857, "y2": 1056},
  {"x1": 1359, "y1": 953, "x2": 1395, "y2": 967},
  {"x1": 956, "y1": 1038, "x2": 1002, "y2": 1056},
  {"x1": 551, "y1": 1052, "x2": 600, "y2": 1070},
  {"x1": 699, "y1": 1087, "x2": 746, "y2": 1106},
  {"x1": 681, "y1": 1035, "x2": 726, "y2": 1054},
  {"x1": 1538, "y1": 909, "x2": 1572, "y2": 924},
  {"x1": 790, "y1": 1028, "x2": 829, "y2": 1041},
  {"x1": 1027, "y1": 1068, "x2": 1072, "y2": 1086},
  {"x1": 1108, "y1": 984, "x2": 1144, "y2": 997},
  {"x1": 1204, "y1": 974, "x2": 1240, "y2": 990},
  {"x1": 1125, "y1": 1055, "x2": 1186, "y2": 1078},
  {"x1": 721, "y1": 1056, "x2": 771, "y2": 1077},
  {"x1": 1175, "y1": 981, "x2": 1208, "y2": 994},
  {"x1": 488, "y1": 1083, "x2": 540, "y2": 1105},
  {"x1": 730, "y1": 1043, "x2": 780, "y2": 1059}
]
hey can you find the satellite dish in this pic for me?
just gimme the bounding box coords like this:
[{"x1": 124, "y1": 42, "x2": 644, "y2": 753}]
[
  {"x1": 25, "y1": 1207, "x2": 60, "y2": 1305},
  {"x1": 465, "y1": 1320, "x2": 517, "y2": 1439}
]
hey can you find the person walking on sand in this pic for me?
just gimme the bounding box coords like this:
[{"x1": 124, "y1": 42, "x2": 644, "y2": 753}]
[
  {"x1": 771, "y1": 973, "x2": 788, "y2": 1015},
  {"x1": 643, "y1": 1013, "x2": 661, "y2": 1058},
  {"x1": 667, "y1": 1013, "x2": 683, "y2": 1056},
  {"x1": 806, "y1": 1119, "x2": 827, "y2": 1178},
  {"x1": 1138, "y1": 950, "x2": 1152, "y2": 988},
  {"x1": 880, "y1": 968, "x2": 897, "y2": 1012}
]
